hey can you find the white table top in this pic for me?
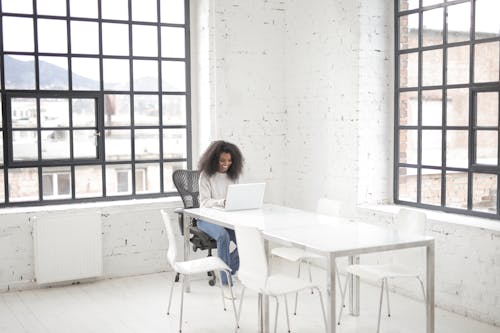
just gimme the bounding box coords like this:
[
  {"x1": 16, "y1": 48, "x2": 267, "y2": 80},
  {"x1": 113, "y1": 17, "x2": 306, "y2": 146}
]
[{"x1": 184, "y1": 204, "x2": 434, "y2": 257}]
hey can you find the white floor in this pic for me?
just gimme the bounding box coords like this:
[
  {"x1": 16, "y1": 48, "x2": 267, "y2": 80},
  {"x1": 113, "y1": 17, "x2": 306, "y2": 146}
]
[{"x1": 0, "y1": 269, "x2": 499, "y2": 333}]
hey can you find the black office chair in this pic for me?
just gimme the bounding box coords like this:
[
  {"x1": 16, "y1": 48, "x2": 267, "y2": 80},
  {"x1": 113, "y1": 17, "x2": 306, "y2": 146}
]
[{"x1": 172, "y1": 169, "x2": 218, "y2": 286}]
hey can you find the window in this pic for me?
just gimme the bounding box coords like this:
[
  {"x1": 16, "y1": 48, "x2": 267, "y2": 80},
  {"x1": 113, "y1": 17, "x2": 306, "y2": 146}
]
[
  {"x1": 0, "y1": 0, "x2": 190, "y2": 206},
  {"x1": 395, "y1": 0, "x2": 500, "y2": 218}
]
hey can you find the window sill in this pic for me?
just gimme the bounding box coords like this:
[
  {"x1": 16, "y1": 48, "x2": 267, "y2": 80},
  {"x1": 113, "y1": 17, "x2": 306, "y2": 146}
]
[{"x1": 358, "y1": 204, "x2": 500, "y2": 232}]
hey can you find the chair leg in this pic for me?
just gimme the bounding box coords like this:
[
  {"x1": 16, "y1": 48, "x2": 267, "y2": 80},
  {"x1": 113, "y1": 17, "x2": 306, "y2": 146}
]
[
  {"x1": 384, "y1": 278, "x2": 391, "y2": 317},
  {"x1": 314, "y1": 287, "x2": 328, "y2": 333},
  {"x1": 179, "y1": 275, "x2": 186, "y2": 333},
  {"x1": 294, "y1": 260, "x2": 303, "y2": 315},
  {"x1": 376, "y1": 279, "x2": 385, "y2": 333},
  {"x1": 337, "y1": 274, "x2": 349, "y2": 325},
  {"x1": 216, "y1": 270, "x2": 227, "y2": 311},
  {"x1": 417, "y1": 276, "x2": 426, "y2": 301},
  {"x1": 335, "y1": 263, "x2": 344, "y2": 307},
  {"x1": 284, "y1": 295, "x2": 291, "y2": 333},
  {"x1": 236, "y1": 286, "x2": 246, "y2": 332},
  {"x1": 223, "y1": 270, "x2": 239, "y2": 330},
  {"x1": 167, "y1": 273, "x2": 177, "y2": 315},
  {"x1": 273, "y1": 296, "x2": 280, "y2": 333},
  {"x1": 308, "y1": 261, "x2": 314, "y2": 294}
]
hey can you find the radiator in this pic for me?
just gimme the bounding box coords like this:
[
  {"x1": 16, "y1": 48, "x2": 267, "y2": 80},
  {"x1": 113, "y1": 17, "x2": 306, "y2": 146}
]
[{"x1": 33, "y1": 211, "x2": 103, "y2": 284}]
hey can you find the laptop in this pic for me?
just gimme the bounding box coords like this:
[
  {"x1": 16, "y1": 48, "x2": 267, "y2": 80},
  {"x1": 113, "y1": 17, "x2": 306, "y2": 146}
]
[{"x1": 218, "y1": 182, "x2": 266, "y2": 211}]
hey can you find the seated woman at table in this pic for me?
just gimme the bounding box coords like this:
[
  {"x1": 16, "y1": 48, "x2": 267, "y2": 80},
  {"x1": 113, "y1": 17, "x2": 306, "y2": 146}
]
[{"x1": 197, "y1": 140, "x2": 244, "y2": 286}]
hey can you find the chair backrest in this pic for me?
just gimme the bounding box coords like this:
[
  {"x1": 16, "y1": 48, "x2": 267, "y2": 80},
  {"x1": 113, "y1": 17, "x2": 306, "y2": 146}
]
[
  {"x1": 172, "y1": 170, "x2": 201, "y2": 209},
  {"x1": 396, "y1": 208, "x2": 427, "y2": 235},
  {"x1": 161, "y1": 209, "x2": 178, "y2": 266},
  {"x1": 316, "y1": 198, "x2": 342, "y2": 217},
  {"x1": 234, "y1": 225, "x2": 268, "y2": 291}
]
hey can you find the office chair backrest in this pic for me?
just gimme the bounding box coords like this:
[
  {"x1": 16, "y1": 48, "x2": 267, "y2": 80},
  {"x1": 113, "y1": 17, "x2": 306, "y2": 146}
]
[
  {"x1": 172, "y1": 170, "x2": 201, "y2": 209},
  {"x1": 397, "y1": 208, "x2": 427, "y2": 235},
  {"x1": 235, "y1": 225, "x2": 268, "y2": 291},
  {"x1": 316, "y1": 198, "x2": 341, "y2": 217},
  {"x1": 161, "y1": 209, "x2": 177, "y2": 266}
]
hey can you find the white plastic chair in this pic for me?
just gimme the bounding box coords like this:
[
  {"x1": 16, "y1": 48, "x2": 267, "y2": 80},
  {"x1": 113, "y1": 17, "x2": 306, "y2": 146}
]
[
  {"x1": 160, "y1": 209, "x2": 238, "y2": 332},
  {"x1": 234, "y1": 225, "x2": 328, "y2": 333},
  {"x1": 337, "y1": 208, "x2": 427, "y2": 333},
  {"x1": 271, "y1": 198, "x2": 344, "y2": 315}
]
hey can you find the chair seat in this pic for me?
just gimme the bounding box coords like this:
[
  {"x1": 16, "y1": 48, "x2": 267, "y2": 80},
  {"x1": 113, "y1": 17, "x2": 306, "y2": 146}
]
[
  {"x1": 174, "y1": 256, "x2": 230, "y2": 275},
  {"x1": 272, "y1": 246, "x2": 324, "y2": 262},
  {"x1": 346, "y1": 263, "x2": 420, "y2": 281},
  {"x1": 263, "y1": 274, "x2": 317, "y2": 296}
]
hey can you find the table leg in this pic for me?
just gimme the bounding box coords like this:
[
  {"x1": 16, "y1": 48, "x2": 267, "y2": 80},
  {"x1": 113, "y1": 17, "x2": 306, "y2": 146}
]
[
  {"x1": 183, "y1": 213, "x2": 191, "y2": 292},
  {"x1": 258, "y1": 240, "x2": 270, "y2": 333},
  {"x1": 426, "y1": 241, "x2": 435, "y2": 333},
  {"x1": 327, "y1": 254, "x2": 337, "y2": 333},
  {"x1": 348, "y1": 255, "x2": 360, "y2": 316}
]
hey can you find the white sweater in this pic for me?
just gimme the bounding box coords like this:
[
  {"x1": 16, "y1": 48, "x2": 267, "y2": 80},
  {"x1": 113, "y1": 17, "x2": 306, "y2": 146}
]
[{"x1": 199, "y1": 171, "x2": 238, "y2": 208}]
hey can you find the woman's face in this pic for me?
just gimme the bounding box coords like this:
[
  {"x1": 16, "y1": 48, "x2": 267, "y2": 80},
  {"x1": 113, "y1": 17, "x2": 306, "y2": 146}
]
[{"x1": 218, "y1": 152, "x2": 232, "y2": 173}]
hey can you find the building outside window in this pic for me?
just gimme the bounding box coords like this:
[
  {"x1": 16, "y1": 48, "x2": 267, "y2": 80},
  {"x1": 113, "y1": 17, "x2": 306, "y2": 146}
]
[
  {"x1": 0, "y1": 0, "x2": 191, "y2": 206},
  {"x1": 395, "y1": 0, "x2": 500, "y2": 218}
]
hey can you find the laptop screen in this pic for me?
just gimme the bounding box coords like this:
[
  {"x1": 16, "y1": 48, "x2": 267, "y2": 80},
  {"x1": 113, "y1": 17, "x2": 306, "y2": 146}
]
[{"x1": 224, "y1": 183, "x2": 266, "y2": 211}]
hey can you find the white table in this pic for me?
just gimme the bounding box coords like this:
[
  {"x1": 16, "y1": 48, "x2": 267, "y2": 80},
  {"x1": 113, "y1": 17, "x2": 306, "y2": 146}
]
[{"x1": 182, "y1": 204, "x2": 435, "y2": 333}]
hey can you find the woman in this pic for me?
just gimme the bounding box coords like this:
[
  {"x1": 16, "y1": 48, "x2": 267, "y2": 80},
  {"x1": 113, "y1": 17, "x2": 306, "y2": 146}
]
[{"x1": 197, "y1": 140, "x2": 244, "y2": 286}]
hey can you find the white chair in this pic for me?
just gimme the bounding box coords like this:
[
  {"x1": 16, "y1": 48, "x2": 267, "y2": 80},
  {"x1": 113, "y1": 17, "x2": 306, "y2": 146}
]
[
  {"x1": 271, "y1": 198, "x2": 344, "y2": 315},
  {"x1": 160, "y1": 209, "x2": 238, "y2": 332},
  {"x1": 337, "y1": 208, "x2": 427, "y2": 333},
  {"x1": 234, "y1": 225, "x2": 328, "y2": 333}
]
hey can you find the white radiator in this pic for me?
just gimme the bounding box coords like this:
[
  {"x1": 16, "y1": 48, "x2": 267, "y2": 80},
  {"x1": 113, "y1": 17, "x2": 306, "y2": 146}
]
[{"x1": 33, "y1": 211, "x2": 103, "y2": 284}]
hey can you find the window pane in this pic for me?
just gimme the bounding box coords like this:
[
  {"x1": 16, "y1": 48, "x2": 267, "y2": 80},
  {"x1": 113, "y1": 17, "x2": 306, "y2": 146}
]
[
  {"x1": 38, "y1": 19, "x2": 68, "y2": 53},
  {"x1": 131, "y1": 0, "x2": 157, "y2": 22},
  {"x1": 74, "y1": 130, "x2": 98, "y2": 158},
  {"x1": 102, "y1": 23, "x2": 129, "y2": 56},
  {"x1": 133, "y1": 60, "x2": 159, "y2": 91},
  {"x1": 41, "y1": 130, "x2": 70, "y2": 159},
  {"x1": 162, "y1": 61, "x2": 186, "y2": 91},
  {"x1": 422, "y1": 130, "x2": 442, "y2": 166},
  {"x1": 72, "y1": 57, "x2": 100, "y2": 90},
  {"x1": 103, "y1": 59, "x2": 130, "y2": 91},
  {"x1": 135, "y1": 129, "x2": 160, "y2": 160},
  {"x1": 423, "y1": 0, "x2": 442, "y2": 6},
  {"x1": 42, "y1": 167, "x2": 71, "y2": 200},
  {"x1": 474, "y1": 42, "x2": 499, "y2": 83},
  {"x1": 40, "y1": 98, "x2": 69, "y2": 128},
  {"x1": 134, "y1": 94, "x2": 159, "y2": 125},
  {"x1": 105, "y1": 129, "x2": 131, "y2": 161},
  {"x1": 475, "y1": 0, "x2": 500, "y2": 39},
  {"x1": 12, "y1": 131, "x2": 38, "y2": 160},
  {"x1": 399, "y1": 13, "x2": 418, "y2": 50},
  {"x1": 69, "y1": 0, "x2": 98, "y2": 18},
  {"x1": 447, "y1": 45, "x2": 469, "y2": 85},
  {"x1": 422, "y1": 90, "x2": 442, "y2": 126},
  {"x1": 446, "y1": 171, "x2": 468, "y2": 209},
  {"x1": 70, "y1": 21, "x2": 99, "y2": 54},
  {"x1": 400, "y1": 91, "x2": 418, "y2": 126},
  {"x1": 399, "y1": 129, "x2": 418, "y2": 164},
  {"x1": 37, "y1": 0, "x2": 67, "y2": 16},
  {"x1": 422, "y1": 49, "x2": 442, "y2": 86},
  {"x1": 106, "y1": 164, "x2": 131, "y2": 195},
  {"x1": 132, "y1": 25, "x2": 158, "y2": 57},
  {"x1": 422, "y1": 8, "x2": 443, "y2": 47},
  {"x1": 5, "y1": 55, "x2": 36, "y2": 90},
  {"x1": 8, "y1": 168, "x2": 39, "y2": 202},
  {"x1": 421, "y1": 169, "x2": 441, "y2": 206},
  {"x1": 447, "y1": 88, "x2": 469, "y2": 126},
  {"x1": 161, "y1": 27, "x2": 185, "y2": 58},
  {"x1": 2, "y1": 0, "x2": 33, "y2": 14},
  {"x1": 472, "y1": 173, "x2": 497, "y2": 213},
  {"x1": 163, "y1": 128, "x2": 186, "y2": 159},
  {"x1": 161, "y1": 0, "x2": 185, "y2": 24},
  {"x1": 104, "y1": 94, "x2": 131, "y2": 126},
  {"x1": 477, "y1": 92, "x2": 499, "y2": 127},
  {"x1": 39, "y1": 56, "x2": 69, "y2": 90},
  {"x1": 446, "y1": 130, "x2": 468, "y2": 168},
  {"x1": 399, "y1": 52, "x2": 418, "y2": 88},
  {"x1": 0, "y1": 170, "x2": 4, "y2": 202},
  {"x1": 476, "y1": 130, "x2": 498, "y2": 165},
  {"x1": 163, "y1": 161, "x2": 187, "y2": 192},
  {"x1": 11, "y1": 98, "x2": 37, "y2": 128},
  {"x1": 75, "y1": 165, "x2": 102, "y2": 198},
  {"x1": 163, "y1": 95, "x2": 186, "y2": 125},
  {"x1": 2, "y1": 17, "x2": 34, "y2": 52},
  {"x1": 73, "y1": 99, "x2": 96, "y2": 127},
  {"x1": 101, "y1": 0, "x2": 129, "y2": 20},
  {"x1": 398, "y1": 167, "x2": 417, "y2": 202},
  {"x1": 135, "y1": 163, "x2": 160, "y2": 194},
  {"x1": 447, "y1": 2, "x2": 470, "y2": 43}
]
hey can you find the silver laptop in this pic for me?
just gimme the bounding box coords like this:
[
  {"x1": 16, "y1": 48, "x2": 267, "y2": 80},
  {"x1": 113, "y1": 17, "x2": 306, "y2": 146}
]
[{"x1": 220, "y1": 182, "x2": 266, "y2": 211}]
